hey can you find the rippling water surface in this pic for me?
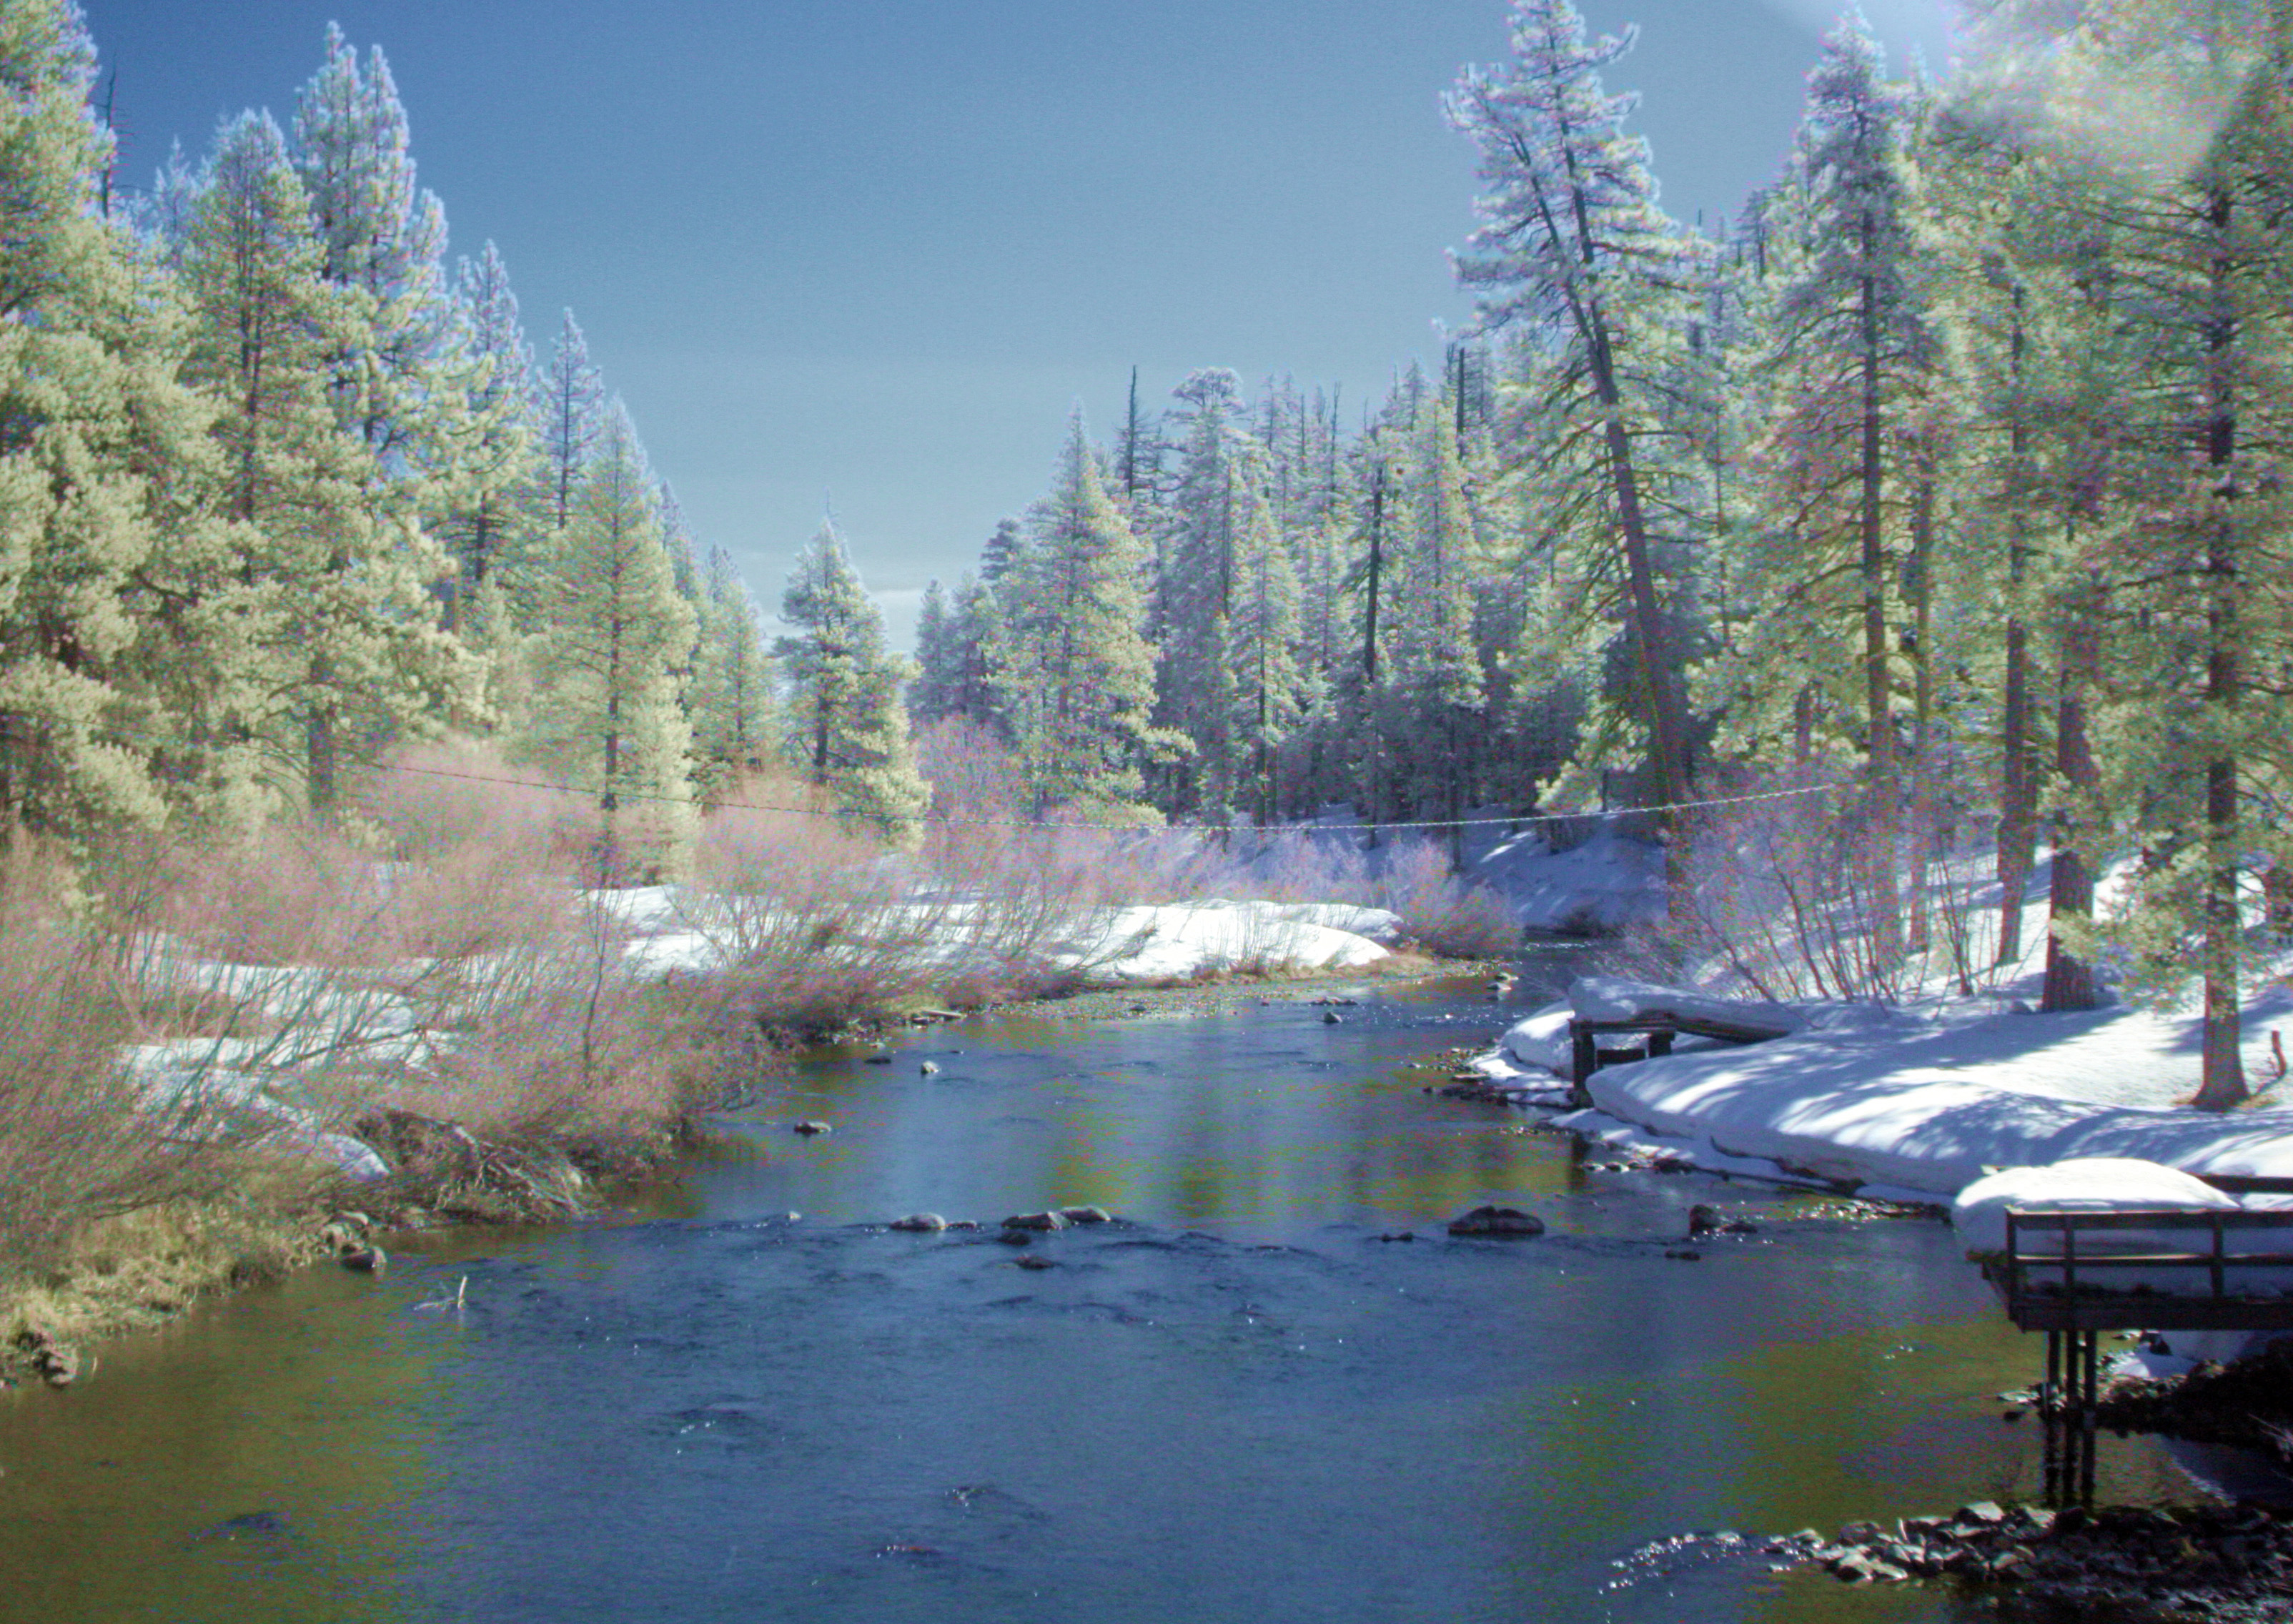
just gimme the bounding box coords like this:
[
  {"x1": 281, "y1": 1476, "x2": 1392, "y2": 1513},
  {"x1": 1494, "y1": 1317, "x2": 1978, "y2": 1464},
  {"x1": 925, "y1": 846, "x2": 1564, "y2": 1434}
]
[{"x1": 0, "y1": 972, "x2": 2213, "y2": 1623}]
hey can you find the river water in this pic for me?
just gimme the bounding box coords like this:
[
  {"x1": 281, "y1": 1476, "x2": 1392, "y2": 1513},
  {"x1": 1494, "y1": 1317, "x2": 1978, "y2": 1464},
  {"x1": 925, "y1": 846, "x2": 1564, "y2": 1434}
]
[{"x1": 0, "y1": 971, "x2": 2221, "y2": 1623}]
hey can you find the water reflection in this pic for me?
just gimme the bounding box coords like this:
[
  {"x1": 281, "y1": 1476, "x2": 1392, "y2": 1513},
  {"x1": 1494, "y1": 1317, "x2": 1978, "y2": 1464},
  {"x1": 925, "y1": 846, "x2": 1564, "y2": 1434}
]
[{"x1": 0, "y1": 979, "x2": 2222, "y2": 1623}]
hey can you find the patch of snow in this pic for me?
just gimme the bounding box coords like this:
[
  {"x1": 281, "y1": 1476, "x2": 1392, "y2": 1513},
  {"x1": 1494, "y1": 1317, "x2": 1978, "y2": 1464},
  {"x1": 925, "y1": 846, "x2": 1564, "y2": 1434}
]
[
  {"x1": 1497, "y1": 980, "x2": 2293, "y2": 1199},
  {"x1": 1471, "y1": 823, "x2": 1665, "y2": 936},
  {"x1": 1048, "y1": 901, "x2": 1390, "y2": 986},
  {"x1": 1502, "y1": 1001, "x2": 1575, "y2": 1074},
  {"x1": 1569, "y1": 975, "x2": 1804, "y2": 1036}
]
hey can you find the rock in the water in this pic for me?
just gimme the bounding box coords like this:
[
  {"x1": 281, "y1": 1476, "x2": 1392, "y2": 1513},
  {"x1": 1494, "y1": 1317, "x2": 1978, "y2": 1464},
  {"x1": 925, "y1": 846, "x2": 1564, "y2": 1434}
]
[
  {"x1": 1002, "y1": 1211, "x2": 1067, "y2": 1232},
  {"x1": 1322, "y1": 1011, "x2": 1343, "y2": 1025},
  {"x1": 16, "y1": 1330, "x2": 79, "y2": 1387},
  {"x1": 1377, "y1": 1230, "x2": 1417, "y2": 1243},
  {"x1": 993, "y1": 1229, "x2": 1034, "y2": 1247},
  {"x1": 791, "y1": 1121, "x2": 833, "y2": 1137},
  {"x1": 1687, "y1": 1204, "x2": 1759, "y2": 1237},
  {"x1": 1014, "y1": 1254, "x2": 1056, "y2": 1271},
  {"x1": 920, "y1": 1061, "x2": 941, "y2": 1075},
  {"x1": 888, "y1": 1213, "x2": 947, "y2": 1232},
  {"x1": 865, "y1": 1054, "x2": 894, "y2": 1066},
  {"x1": 1664, "y1": 1247, "x2": 1703, "y2": 1261},
  {"x1": 1447, "y1": 1205, "x2": 1545, "y2": 1237},
  {"x1": 338, "y1": 1245, "x2": 387, "y2": 1274},
  {"x1": 1056, "y1": 1205, "x2": 1112, "y2": 1225}
]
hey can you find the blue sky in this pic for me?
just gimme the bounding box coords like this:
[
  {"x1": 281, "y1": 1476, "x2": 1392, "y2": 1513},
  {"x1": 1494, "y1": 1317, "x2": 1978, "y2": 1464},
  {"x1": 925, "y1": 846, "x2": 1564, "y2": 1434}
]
[{"x1": 81, "y1": 0, "x2": 1954, "y2": 644}]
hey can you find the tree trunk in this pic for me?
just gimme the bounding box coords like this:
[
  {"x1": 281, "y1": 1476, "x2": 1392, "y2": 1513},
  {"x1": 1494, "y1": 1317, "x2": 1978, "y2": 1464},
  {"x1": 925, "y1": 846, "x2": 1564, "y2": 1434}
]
[
  {"x1": 1857, "y1": 255, "x2": 1901, "y2": 962},
  {"x1": 2039, "y1": 569, "x2": 2103, "y2": 1013},
  {"x1": 2193, "y1": 182, "x2": 2246, "y2": 1113},
  {"x1": 1906, "y1": 472, "x2": 1936, "y2": 956}
]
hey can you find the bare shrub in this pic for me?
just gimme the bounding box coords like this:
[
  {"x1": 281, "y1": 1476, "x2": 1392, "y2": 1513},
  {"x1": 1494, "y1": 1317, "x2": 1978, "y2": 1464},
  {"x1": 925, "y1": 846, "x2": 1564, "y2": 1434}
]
[
  {"x1": 382, "y1": 895, "x2": 696, "y2": 1142},
  {"x1": 1373, "y1": 838, "x2": 1521, "y2": 959},
  {"x1": 0, "y1": 846, "x2": 237, "y2": 1278},
  {"x1": 913, "y1": 716, "x2": 1027, "y2": 818},
  {"x1": 675, "y1": 773, "x2": 1118, "y2": 1029},
  {"x1": 1660, "y1": 768, "x2": 2004, "y2": 1003}
]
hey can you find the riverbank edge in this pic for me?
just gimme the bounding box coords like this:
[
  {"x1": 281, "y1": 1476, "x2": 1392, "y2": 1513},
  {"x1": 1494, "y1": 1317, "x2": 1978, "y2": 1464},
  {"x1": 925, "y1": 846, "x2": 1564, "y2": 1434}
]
[{"x1": 0, "y1": 952, "x2": 1473, "y2": 1390}]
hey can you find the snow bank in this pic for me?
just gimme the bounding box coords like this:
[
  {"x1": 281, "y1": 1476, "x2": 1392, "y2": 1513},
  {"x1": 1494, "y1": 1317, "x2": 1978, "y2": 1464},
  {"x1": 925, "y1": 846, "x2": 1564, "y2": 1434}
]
[
  {"x1": 1474, "y1": 971, "x2": 2293, "y2": 1199},
  {"x1": 1472, "y1": 825, "x2": 1666, "y2": 936},
  {"x1": 1951, "y1": 1159, "x2": 2240, "y2": 1256},
  {"x1": 613, "y1": 896, "x2": 1393, "y2": 989},
  {"x1": 1046, "y1": 901, "x2": 1390, "y2": 986},
  {"x1": 1501, "y1": 1001, "x2": 1575, "y2": 1074},
  {"x1": 1569, "y1": 975, "x2": 1804, "y2": 1036}
]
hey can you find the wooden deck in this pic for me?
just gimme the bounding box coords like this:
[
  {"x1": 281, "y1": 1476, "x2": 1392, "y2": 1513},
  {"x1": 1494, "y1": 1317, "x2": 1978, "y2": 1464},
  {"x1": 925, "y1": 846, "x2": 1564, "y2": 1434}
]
[{"x1": 1978, "y1": 1177, "x2": 2293, "y2": 1500}]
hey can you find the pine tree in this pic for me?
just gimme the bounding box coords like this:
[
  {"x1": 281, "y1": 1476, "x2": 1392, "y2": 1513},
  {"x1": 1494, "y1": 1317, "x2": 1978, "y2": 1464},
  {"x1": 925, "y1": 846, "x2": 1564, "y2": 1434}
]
[
  {"x1": 1737, "y1": 14, "x2": 1941, "y2": 954},
  {"x1": 436, "y1": 239, "x2": 540, "y2": 622},
  {"x1": 291, "y1": 24, "x2": 456, "y2": 470},
  {"x1": 1447, "y1": 0, "x2": 1701, "y2": 816},
  {"x1": 688, "y1": 545, "x2": 770, "y2": 791},
  {"x1": 512, "y1": 402, "x2": 696, "y2": 871},
  {"x1": 775, "y1": 520, "x2": 931, "y2": 838},
  {"x1": 991, "y1": 410, "x2": 1173, "y2": 821},
  {"x1": 1385, "y1": 403, "x2": 1487, "y2": 826},
  {"x1": 0, "y1": 0, "x2": 227, "y2": 835},
  {"x1": 177, "y1": 111, "x2": 475, "y2": 816},
  {"x1": 1222, "y1": 469, "x2": 1305, "y2": 823},
  {"x1": 1152, "y1": 367, "x2": 1249, "y2": 818},
  {"x1": 910, "y1": 578, "x2": 962, "y2": 726},
  {"x1": 540, "y1": 310, "x2": 607, "y2": 530}
]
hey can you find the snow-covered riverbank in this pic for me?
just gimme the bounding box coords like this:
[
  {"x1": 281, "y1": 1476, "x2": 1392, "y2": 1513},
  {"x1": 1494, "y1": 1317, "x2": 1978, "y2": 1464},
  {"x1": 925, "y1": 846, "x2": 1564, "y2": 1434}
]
[{"x1": 1473, "y1": 976, "x2": 2293, "y2": 1204}]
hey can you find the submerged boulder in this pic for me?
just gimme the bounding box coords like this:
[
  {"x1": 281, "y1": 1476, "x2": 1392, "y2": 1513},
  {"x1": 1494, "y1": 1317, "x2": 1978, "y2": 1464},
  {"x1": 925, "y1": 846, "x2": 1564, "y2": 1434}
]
[
  {"x1": 1002, "y1": 1211, "x2": 1067, "y2": 1233},
  {"x1": 1056, "y1": 1205, "x2": 1112, "y2": 1225},
  {"x1": 888, "y1": 1213, "x2": 948, "y2": 1232},
  {"x1": 1447, "y1": 1205, "x2": 1545, "y2": 1237}
]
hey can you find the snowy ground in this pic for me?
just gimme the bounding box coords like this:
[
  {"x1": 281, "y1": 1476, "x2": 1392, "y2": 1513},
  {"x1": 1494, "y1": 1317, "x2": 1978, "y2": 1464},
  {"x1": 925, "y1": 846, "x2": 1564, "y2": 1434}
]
[
  {"x1": 611, "y1": 891, "x2": 1397, "y2": 986},
  {"x1": 122, "y1": 892, "x2": 1400, "y2": 1177},
  {"x1": 1480, "y1": 974, "x2": 2293, "y2": 1202}
]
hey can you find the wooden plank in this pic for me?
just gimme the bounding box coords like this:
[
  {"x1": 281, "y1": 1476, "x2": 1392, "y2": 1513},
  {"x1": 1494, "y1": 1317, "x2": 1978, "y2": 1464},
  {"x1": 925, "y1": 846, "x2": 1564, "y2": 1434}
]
[{"x1": 2004, "y1": 1207, "x2": 2293, "y2": 1232}]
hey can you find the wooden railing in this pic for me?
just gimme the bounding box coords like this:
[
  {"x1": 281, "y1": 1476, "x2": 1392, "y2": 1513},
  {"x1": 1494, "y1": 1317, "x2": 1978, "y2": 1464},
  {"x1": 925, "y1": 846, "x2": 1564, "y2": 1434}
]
[{"x1": 1994, "y1": 1188, "x2": 2293, "y2": 1332}]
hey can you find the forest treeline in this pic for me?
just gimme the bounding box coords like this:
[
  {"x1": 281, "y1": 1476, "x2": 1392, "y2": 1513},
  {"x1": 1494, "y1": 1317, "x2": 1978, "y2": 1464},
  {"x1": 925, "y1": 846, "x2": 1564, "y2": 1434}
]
[
  {"x1": 0, "y1": 4, "x2": 801, "y2": 862},
  {"x1": 918, "y1": 0, "x2": 2293, "y2": 1106},
  {"x1": 2, "y1": 0, "x2": 2290, "y2": 1103}
]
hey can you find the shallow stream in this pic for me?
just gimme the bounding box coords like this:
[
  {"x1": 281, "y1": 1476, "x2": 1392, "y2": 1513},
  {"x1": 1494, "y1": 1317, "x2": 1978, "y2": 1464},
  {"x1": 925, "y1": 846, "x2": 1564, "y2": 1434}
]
[{"x1": 0, "y1": 970, "x2": 2229, "y2": 1622}]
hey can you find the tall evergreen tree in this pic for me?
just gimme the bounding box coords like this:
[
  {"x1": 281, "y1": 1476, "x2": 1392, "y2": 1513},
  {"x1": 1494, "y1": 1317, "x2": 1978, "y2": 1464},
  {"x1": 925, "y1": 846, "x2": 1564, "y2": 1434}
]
[
  {"x1": 512, "y1": 402, "x2": 695, "y2": 867},
  {"x1": 775, "y1": 520, "x2": 930, "y2": 838},
  {"x1": 991, "y1": 410, "x2": 1174, "y2": 821},
  {"x1": 688, "y1": 544, "x2": 770, "y2": 791},
  {"x1": 1447, "y1": 0, "x2": 1701, "y2": 816},
  {"x1": 178, "y1": 111, "x2": 474, "y2": 816},
  {"x1": 436, "y1": 239, "x2": 540, "y2": 622},
  {"x1": 0, "y1": 0, "x2": 225, "y2": 835},
  {"x1": 540, "y1": 310, "x2": 606, "y2": 531},
  {"x1": 1738, "y1": 14, "x2": 1941, "y2": 954}
]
